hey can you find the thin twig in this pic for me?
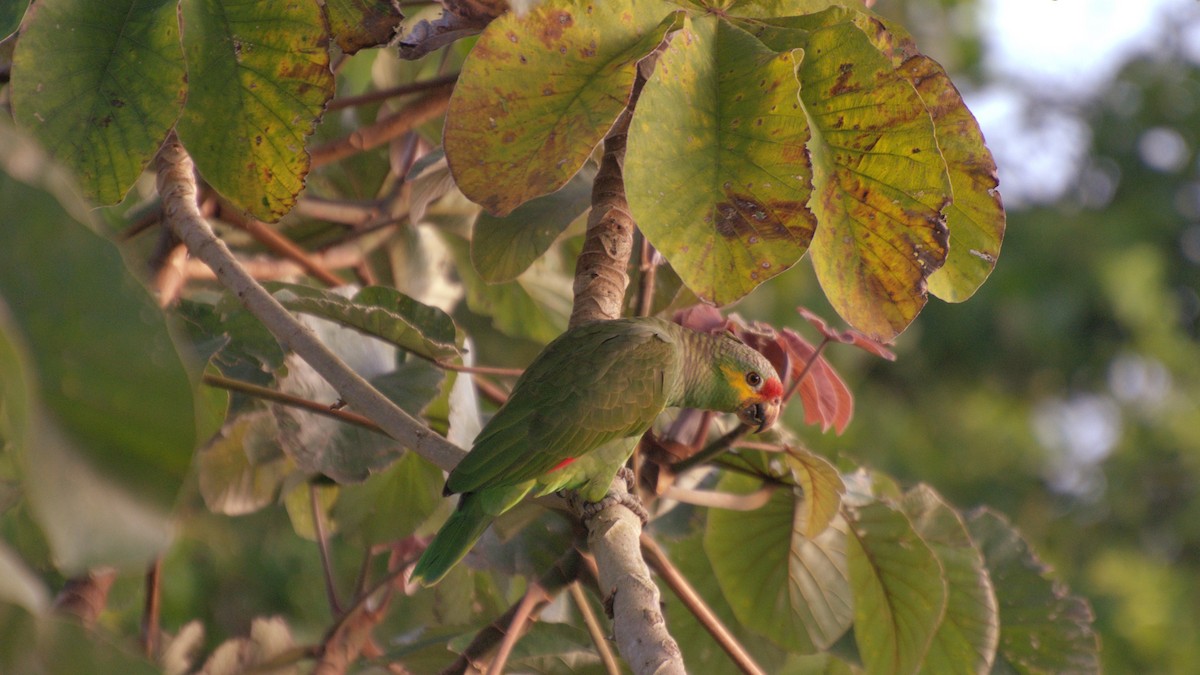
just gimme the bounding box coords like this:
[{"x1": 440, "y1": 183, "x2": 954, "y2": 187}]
[
  {"x1": 141, "y1": 559, "x2": 163, "y2": 658},
  {"x1": 634, "y1": 233, "x2": 657, "y2": 318},
  {"x1": 670, "y1": 424, "x2": 752, "y2": 474},
  {"x1": 202, "y1": 373, "x2": 384, "y2": 433},
  {"x1": 640, "y1": 535, "x2": 766, "y2": 675},
  {"x1": 327, "y1": 73, "x2": 460, "y2": 110},
  {"x1": 293, "y1": 197, "x2": 384, "y2": 227},
  {"x1": 486, "y1": 583, "x2": 551, "y2": 675},
  {"x1": 569, "y1": 582, "x2": 620, "y2": 675},
  {"x1": 472, "y1": 373, "x2": 510, "y2": 407},
  {"x1": 219, "y1": 205, "x2": 345, "y2": 287},
  {"x1": 435, "y1": 361, "x2": 524, "y2": 377},
  {"x1": 157, "y1": 137, "x2": 466, "y2": 472},
  {"x1": 440, "y1": 551, "x2": 582, "y2": 675},
  {"x1": 311, "y1": 482, "x2": 343, "y2": 615},
  {"x1": 660, "y1": 484, "x2": 777, "y2": 511},
  {"x1": 311, "y1": 84, "x2": 454, "y2": 167}
]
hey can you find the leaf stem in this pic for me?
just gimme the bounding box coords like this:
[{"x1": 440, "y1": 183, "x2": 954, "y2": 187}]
[
  {"x1": 640, "y1": 535, "x2": 766, "y2": 675},
  {"x1": 311, "y1": 482, "x2": 343, "y2": 615},
  {"x1": 570, "y1": 581, "x2": 620, "y2": 675},
  {"x1": 326, "y1": 73, "x2": 460, "y2": 111},
  {"x1": 201, "y1": 373, "x2": 384, "y2": 433}
]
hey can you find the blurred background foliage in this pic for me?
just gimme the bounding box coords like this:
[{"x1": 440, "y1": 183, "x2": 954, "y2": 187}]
[
  {"x1": 1, "y1": 0, "x2": 1198, "y2": 672},
  {"x1": 739, "y1": 1, "x2": 1200, "y2": 672}
]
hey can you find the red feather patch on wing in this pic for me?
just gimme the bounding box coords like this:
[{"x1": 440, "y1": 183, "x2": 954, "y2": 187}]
[{"x1": 549, "y1": 457, "x2": 577, "y2": 472}]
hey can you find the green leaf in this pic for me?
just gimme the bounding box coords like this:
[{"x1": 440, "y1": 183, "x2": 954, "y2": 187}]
[
  {"x1": 0, "y1": 0, "x2": 29, "y2": 39},
  {"x1": 705, "y1": 470, "x2": 853, "y2": 652},
  {"x1": 333, "y1": 451, "x2": 445, "y2": 546},
  {"x1": 848, "y1": 17, "x2": 1003, "y2": 303},
  {"x1": 472, "y1": 162, "x2": 596, "y2": 283},
  {"x1": 966, "y1": 509, "x2": 1100, "y2": 675},
  {"x1": 446, "y1": 233, "x2": 569, "y2": 343},
  {"x1": 748, "y1": 9, "x2": 951, "y2": 340},
  {"x1": 445, "y1": 0, "x2": 682, "y2": 215},
  {"x1": 627, "y1": 16, "x2": 814, "y2": 305},
  {"x1": 0, "y1": 126, "x2": 196, "y2": 571},
  {"x1": 177, "y1": 0, "x2": 334, "y2": 221},
  {"x1": 847, "y1": 501, "x2": 947, "y2": 675},
  {"x1": 0, "y1": 613, "x2": 162, "y2": 675},
  {"x1": 268, "y1": 283, "x2": 460, "y2": 361},
  {"x1": 11, "y1": 0, "x2": 186, "y2": 204},
  {"x1": 324, "y1": 0, "x2": 404, "y2": 55},
  {"x1": 664, "y1": 532, "x2": 791, "y2": 675},
  {"x1": 0, "y1": 542, "x2": 49, "y2": 614},
  {"x1": 197, "y1": 410, "x2": 291, "y2": 516},
  {"x1": 902, "y1": 486, "x2": 999, "y2": 675},
  {"x1": 787, "y1": 448, "x2": 845, "y2": 538}
]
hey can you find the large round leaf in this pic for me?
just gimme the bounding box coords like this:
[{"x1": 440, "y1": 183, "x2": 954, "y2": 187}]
[
  {"x1": 903, "y1": 486, "x2": 999, "y2": 675},
  {"x1": 848, "y1": 501, "x2": 948, "y2": 675},
  {"x1": 0, "y1": 127, "x2": 197, "y2": 571},
  {"x1": 748, "y1": 9, "x2": 951, "y2": 340},
  {"x1": 177, "y1": 0, "x2": 334, "y2": 221},
  {"x1": 444, "y1": 0, "x2": 683, "y2": 216},
  {"x1": 627, "y1": 16, "x2": 815, "y2": 305},
  {"x1": 705, "y1": 470, "x2": 853, "y2": 652},
  {"x1": 11, "y1": 0, "x2": 186, "y2": 205}
]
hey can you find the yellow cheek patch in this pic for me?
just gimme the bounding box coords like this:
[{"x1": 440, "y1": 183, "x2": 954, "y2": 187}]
[{"x1": 721, "y1": 364, "x2": 756, "y2": 401}]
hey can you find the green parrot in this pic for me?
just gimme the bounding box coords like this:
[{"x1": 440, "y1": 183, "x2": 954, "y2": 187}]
[{"x1": 411, "y1": 317, "x2": 783, "y2": 585}]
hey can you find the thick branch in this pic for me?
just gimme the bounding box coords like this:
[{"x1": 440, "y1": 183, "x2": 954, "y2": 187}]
[
  {"x1": 585, "y1": 479, "x2": 684, "y2": 675},
  {"x1": 568, "y1": 70, "x2": 649, "y2": 327},
  {"x1": 156, "y1": 137, "x2": 464, "y2": 472},
  {"x1": 565, "y1": 59, "x2": 685, "y2": 672}
]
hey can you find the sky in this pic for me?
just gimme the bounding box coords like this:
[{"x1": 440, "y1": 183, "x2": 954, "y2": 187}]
[{"x1": 969, "y1": 0, "x2": 1200, "y2": 205}]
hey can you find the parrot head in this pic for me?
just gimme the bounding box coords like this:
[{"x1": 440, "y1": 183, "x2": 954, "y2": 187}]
[{"x1": 717, "y1": 341, "x2": 784, "y2": 433}]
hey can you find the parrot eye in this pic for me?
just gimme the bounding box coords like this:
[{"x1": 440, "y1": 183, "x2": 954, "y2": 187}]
[{"x1": 746, "y1": 371, "x2": 763, "y2": 388}]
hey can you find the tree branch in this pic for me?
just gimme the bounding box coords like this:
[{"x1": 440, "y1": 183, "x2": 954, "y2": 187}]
[
  {"x1": 563, "y1": 49, "x2": 686, "y2": 671},
  {"x1": 156, "y1": 136, "x2": 465, "y2": 473}
]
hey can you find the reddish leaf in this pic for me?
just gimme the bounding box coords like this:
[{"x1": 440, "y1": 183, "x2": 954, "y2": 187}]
[
  {"x1": 781, "y1": 329, "x2": 853, "y2": 434},
  {"x1": 797, "y1": 306, "x2": 897, "y2": 361}
]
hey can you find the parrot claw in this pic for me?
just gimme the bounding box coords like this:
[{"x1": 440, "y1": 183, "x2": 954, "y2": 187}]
[
  {"x1": 615, "y1": 466, "x2": 638, "y2": 492},
  {"x1": 579, "y1": 491, "x2": 650, "y2": 525}
]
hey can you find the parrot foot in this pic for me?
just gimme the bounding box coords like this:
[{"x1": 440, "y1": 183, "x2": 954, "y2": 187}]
[
  {"x1": 615, "y1": 465, "x2": 637, "y2": 492},
  {"x1": 578, "y1": 491, "x2": 650, "y2": 526}
]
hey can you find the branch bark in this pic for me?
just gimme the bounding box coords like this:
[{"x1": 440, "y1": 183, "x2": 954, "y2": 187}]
[
  {"x1": 566, "y1": 60, "x2": 686, "y2": 674},
  {"x1": 155, "y1": 136, "x2": 465, "y2": 473}
]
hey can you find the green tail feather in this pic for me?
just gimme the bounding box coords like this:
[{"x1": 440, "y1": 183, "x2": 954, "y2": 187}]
[{"x1": 411, "y1": 492, "x2": 493, "y2": 586}]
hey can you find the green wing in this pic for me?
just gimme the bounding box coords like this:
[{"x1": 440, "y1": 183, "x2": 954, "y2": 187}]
[{"x1": 445, "y1": 319, "x2": 681, "y2": 494}]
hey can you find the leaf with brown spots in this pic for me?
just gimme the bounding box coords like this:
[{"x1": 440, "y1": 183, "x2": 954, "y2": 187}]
[
  {"x1": 176, "y1": 0, "x2": 334, "y2": 221},
  {"x1": 747, "y1": 8, "x2": 951, "y2": 340},
  {"x1": 626, "y1": 16, "x2": 815, "y2": 305},
  {"x1": 324, "y1": 0, "x2": 403, "y2": 55},
  {"x1": 858, "y1": 17, "x2": 1005, "y2": 303},
  {"x1": 445, "y1": 0, "x2": 684, "y2": 216},
  {"x1": 11, "y1": 0, "x2": 186, "y2": 205}
]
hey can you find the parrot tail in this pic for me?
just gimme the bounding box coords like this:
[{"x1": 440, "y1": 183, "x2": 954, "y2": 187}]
[{"x1": 411, "y1": 491, "x2": 495, "y2": 586}]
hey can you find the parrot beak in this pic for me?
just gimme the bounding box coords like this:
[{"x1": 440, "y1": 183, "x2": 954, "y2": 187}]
[{"x1": 739, "y1": 398, "x2": 781, "y2": 434}]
